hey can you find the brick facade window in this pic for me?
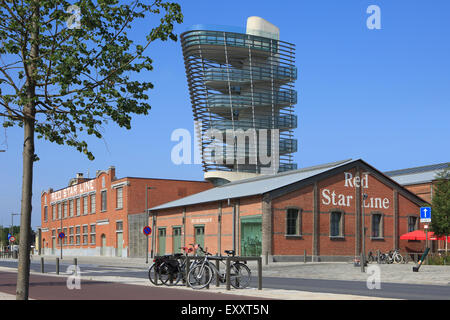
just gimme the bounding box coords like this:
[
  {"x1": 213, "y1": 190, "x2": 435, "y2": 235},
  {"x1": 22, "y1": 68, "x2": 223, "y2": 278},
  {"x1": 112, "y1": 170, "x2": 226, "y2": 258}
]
[
  {"x1": 63, "y1": 228, "x2": 67, "y2": 245},
  {"x1": 90, "y1": 194, "x2": 96, "y2": 214},
  {"x1": 69, "y1": 199, "x2": 74, "y2": 217},
  {"x1": 58, "y1": 203, "x2": 62, "y2": 219},
  {"x1": 63, "y1": 201, "x2": 67, "y2": 218},
  {"x1": 83, "y1": 196, "x2": 88, "y2": 215},
  {"x1": 44, "y1": 206, "x2": 48, "y2": 222},
  {"x1": 69, "y1": 227, "x2": 74, "y2": 245},
  {"x1": 76, "y1": 198, "x2": 81, "y2": 216},
  {"x1": 52, "y1": 205, "x2": 55, "y2": 220},
  {"x1": 371, "y1": 212, "x2": 383, "y2": 239},
  {"x1": 408, "y1": 216, "x2": 418, "y2": 232},
  {"x1": 286, "y1": 208, "x2": 301, "y2": 236},
  {"x1": 90, "y1": 224, "x2": 96, "y2": 245},
  {"x1": 330, "y1": 211, "x2": 344, "y2": 238},
  {"x1": 116, "y1": 187, "x2": 123, "y2": 209},
  {"x1": 76, "y1": 226, "x2": 81, "y2": 245},
  {"x1": 83, "y1": 225, "x2": 88, "y2": 244},
  {"x1": 101, "y1": 190, "x2": 107, "y2": 211}
]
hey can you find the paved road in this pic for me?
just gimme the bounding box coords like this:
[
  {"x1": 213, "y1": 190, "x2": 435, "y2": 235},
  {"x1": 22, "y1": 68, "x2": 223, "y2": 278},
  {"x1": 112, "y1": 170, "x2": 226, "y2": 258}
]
[
  {"x1": 1, "y1": 259, "x2": 449, "y2": 300},
  {"x1": 254, "y1": 277, "x2": 450, "y2": 300},
  {"x1": 0, "y1": 270, "x2": 265, "y2": 300}
]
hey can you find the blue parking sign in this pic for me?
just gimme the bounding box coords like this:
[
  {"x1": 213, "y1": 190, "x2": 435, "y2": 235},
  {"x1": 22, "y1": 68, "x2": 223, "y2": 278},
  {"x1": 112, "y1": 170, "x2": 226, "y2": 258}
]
[{"x1": 420, "y1": 207, "x2": 431, "y2": 222}]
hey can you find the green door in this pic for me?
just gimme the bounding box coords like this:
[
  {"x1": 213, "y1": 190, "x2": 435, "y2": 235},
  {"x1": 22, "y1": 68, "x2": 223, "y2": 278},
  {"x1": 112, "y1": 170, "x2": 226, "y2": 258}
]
[
  {"x1": 241, "y1": 216, "x2": 262, "y2": 257},
  {"x1": 158, "y1": 228, "x2": 166, "y2": 255},
  {"x1": 194, "y1": 226, "x2": 204, "y2": 250},
  {"x1": 173, "y1": 227, "x2": 182, "y2": 253}
]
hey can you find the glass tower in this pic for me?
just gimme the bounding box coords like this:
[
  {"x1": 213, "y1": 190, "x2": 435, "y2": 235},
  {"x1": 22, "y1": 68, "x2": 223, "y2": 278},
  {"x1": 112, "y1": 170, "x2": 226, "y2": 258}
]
[{"x1": 181, "y1": 17, "x2": 297, "y2": 184}]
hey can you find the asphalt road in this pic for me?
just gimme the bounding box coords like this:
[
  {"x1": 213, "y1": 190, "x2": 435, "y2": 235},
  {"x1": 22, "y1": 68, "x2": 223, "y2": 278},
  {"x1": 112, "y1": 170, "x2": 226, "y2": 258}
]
[{"x1": 1, "y1": 259, "x2": 449, "y2": 300}]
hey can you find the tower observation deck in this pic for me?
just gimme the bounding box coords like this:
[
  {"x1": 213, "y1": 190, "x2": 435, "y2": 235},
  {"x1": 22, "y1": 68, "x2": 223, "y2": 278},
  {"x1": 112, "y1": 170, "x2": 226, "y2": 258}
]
[{"x1": 181, "y1": 17, "x2": 298, "y2": 184}]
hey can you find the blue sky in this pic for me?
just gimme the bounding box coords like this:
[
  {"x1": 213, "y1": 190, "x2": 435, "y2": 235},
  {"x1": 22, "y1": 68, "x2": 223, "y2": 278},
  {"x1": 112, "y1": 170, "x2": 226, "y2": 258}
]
[{"x1": 1, "y1": 0, "x2": 449, "y2": 229}]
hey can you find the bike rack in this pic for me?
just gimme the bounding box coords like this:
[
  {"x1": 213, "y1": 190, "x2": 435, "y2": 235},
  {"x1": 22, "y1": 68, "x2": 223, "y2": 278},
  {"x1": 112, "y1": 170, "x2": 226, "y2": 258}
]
[{"x1": 185, "y1": 255, "x2": 262, "y2": 291}]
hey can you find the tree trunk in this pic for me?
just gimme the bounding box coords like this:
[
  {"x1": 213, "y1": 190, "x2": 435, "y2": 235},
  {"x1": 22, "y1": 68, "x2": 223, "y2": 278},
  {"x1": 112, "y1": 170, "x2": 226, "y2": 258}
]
[
  {"x1": 16, "y1": 1, "x2": 39, "y2": 300},
  {"x1": 16, "y1": 114, "x2": 35, "y2": 300}
]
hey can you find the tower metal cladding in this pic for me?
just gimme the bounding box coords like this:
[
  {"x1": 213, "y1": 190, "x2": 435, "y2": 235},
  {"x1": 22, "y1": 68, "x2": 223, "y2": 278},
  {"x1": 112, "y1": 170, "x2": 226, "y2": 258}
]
[{"x1": 181, "y1": 17, "x2": 297, "y2": 184}]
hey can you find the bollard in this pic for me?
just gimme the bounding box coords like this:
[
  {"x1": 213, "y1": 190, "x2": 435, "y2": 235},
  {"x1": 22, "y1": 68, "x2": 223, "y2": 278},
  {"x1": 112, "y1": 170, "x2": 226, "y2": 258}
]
[
  {"x1": 258, "y1": 257, "x2": 262, "y2": 290},
  {"x1": 226, "y1": 257, "x2": 231, "y2": 291},
  {"x1": 215, "y1": 260, "x2": 220, "y2": 287},
  {"x1": 413, "y1": 248, "x2": 430, "y2": 272},
  {"x1": 185, "y1": 257, "x2": 190, "y2": 287},
  {"x1": 56, "y1": 257, "x2": 60, "y2": 275},
  {"x1": 41, "y1": 257, "x2": 44, "y2": 273}
]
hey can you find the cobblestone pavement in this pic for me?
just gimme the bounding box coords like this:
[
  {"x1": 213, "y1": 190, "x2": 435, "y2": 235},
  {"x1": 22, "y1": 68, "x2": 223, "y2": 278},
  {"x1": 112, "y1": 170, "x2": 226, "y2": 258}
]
[{"x1": 254, "y1": 262, "x2": 450, "y2": 286}]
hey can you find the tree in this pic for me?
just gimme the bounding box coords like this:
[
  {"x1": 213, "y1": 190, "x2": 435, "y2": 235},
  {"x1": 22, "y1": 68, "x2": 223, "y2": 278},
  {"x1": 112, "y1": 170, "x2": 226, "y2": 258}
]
[
  {"x1": 0, "y1": 0, "x2": 183, "y2": 300},
  {"x1": 430, "y1": 167, "x2": 450, "y2": 238}
]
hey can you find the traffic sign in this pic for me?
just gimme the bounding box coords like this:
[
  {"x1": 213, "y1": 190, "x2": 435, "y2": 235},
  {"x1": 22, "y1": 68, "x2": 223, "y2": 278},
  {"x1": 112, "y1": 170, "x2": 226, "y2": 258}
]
[
  {"x1": 58, "y1": 232, "x2": 65, "y2": 239},
  {"x1": 9, "y1": 236, "x2": 16, "y2": 242},
  {"x1": 143, "y1": 226, "x2": 152, "y2": 236},
  {"x1": 7, "y1": 233, "x2": 11, "y2": 240},
  {"x1": 420, "y1": 207, "x2": 431, "y2": 223}
]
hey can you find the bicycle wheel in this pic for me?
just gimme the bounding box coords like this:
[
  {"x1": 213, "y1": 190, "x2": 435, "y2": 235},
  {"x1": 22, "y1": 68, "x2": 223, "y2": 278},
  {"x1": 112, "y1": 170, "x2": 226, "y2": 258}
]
[
  {"x1": 148, "y1": 263, "x2": 162, "y2": 285},
  {"x1": 394, "y1": 254, "x2": 403, "y2": 264},
  {"x1": 229, "y1": 262, "x2": 251, "y2": 289},
  {"x1": 187, "y1": 263, "x2": 213, "y2": 289},
  {"x1": 161, "y1": 267, "x2": 183, "y2": 286},
  {"x1": 158, "y1": 263, "x2": 173, "y2": 285}
]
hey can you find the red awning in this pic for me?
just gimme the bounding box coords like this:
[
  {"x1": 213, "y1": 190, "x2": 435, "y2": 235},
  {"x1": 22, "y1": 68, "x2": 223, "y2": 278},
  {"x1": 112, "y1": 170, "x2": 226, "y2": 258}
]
[{"x1": 400, "y1": 230, "x2": 447, "y2": 241}]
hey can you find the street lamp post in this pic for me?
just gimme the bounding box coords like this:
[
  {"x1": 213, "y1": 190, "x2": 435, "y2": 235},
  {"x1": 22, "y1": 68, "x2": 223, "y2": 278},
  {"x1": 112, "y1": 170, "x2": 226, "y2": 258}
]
[
  {"x1": 361, "y1": 192, "x2": 368, "y2": 272},
  {"x1": 11, "y1": 213, "x2": 19, "y2": 251},
  {"x1": 145, "y1": 185, "x2": 156, "y2": 264},
  {"x1": 60, "y1": 210, "x2": 63, "y2": 260},
  {"x1": 361, "y1": 172, "x2": 369, "y2": 273}
]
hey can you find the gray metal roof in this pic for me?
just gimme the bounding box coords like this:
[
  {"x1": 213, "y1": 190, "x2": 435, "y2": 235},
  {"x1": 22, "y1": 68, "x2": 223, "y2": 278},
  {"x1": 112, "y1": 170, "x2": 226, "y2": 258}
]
[
  {"x1": 385, "y1": 162, "x2": 449, "y2": 186},
  {"x1": 150, "y1": 159, "x2": 355, "y2": 211},
  {"x1": 384, "y1": 162, "x2": 449, "y2": 177}
]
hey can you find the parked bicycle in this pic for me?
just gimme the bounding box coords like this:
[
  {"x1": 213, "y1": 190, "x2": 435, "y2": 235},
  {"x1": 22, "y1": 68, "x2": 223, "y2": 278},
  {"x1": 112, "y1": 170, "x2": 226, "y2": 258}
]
[
  {"x1": 148, "y1": 244, "x2": 197, "y2": 286},
  {"x1": 367, "y1": 250, "x2": 377, "y2": 263},
  {"x1": 386, "y1": 249, "x2": 404, "y2": 264},
  {"x1": 187, "y1": 245, "x2": 251, "y2": 290}
]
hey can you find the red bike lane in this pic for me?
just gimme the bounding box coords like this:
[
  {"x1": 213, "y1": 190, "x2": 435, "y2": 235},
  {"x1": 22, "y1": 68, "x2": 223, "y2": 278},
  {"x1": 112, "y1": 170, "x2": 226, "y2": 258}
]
[{"x1": 0, "y1": 271, "x2": 268, "y2": 300}]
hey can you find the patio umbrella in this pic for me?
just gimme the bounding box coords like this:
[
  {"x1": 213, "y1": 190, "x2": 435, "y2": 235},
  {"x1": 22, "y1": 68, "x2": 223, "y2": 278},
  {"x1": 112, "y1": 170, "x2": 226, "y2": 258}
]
[{"x1": 400, "y1": 230, "x2": 447, "y2": 241}]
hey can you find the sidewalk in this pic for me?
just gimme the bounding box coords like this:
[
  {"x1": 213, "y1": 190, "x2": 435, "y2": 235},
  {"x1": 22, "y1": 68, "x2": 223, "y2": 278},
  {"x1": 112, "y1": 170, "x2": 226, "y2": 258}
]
[
  {"x1": 31, "y1": 255, "x2": 450, "y2": 286},
  {"x1": 0, "y1": 264, "x2": 392, "y2": 300}
]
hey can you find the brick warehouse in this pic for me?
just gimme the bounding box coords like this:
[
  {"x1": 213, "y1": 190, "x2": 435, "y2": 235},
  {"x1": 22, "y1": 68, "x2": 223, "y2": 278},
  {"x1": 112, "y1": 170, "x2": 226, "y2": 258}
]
[
  {"x1": 39, "y1": 166, "x2": 212, "y2": 257},
  {"x1": 149, "y1": 159, "x2": 429, "y2": 261}
]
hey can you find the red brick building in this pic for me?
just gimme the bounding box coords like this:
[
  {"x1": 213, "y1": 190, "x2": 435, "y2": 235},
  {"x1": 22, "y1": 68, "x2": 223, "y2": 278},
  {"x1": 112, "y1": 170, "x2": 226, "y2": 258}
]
[
  {"x1": 39, "y1": 166, "x2": 212, "y2": 257},
  {"x1": 149, "y1": 159, "x2": 428, "y2": 261}
]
